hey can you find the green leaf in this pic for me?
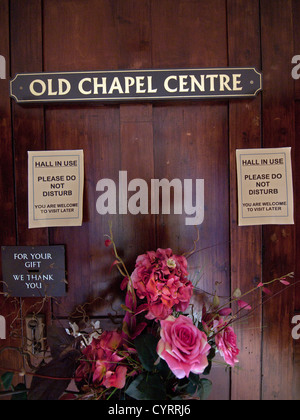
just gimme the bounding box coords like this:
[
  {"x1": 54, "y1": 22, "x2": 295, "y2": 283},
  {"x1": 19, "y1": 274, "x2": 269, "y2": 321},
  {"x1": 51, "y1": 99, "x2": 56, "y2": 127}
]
[
  {"x1": 188, "y1": 372, "x2": 201, "y2": 389},
  {"x1": 125, "y1": 373, "x2": 166, "y2": 400},
  {"x1": 187, "y1": 374, "x2": 212, "y2": 400},
  {"x1": 202, "y1": 361, "x2": 212, "y2": 376},
  {"x1": 134, "y1": 334, "x2": 159, "y2": 372},
  {"x1": 155, "y1": 358, "x2": 170, "y2": 379},
  {"x1": 11, "y1": 383, "x2": 27, "y2": 400},
  {"x1": 185, "y1": 381, "x2": 197, "y2": 396},
  {"x1": 125, "y1": 375, "x2": 146, "y2": 400},
  {"x1": 203, "y1": 347, "x2": 216, "y2": 376},
  {"x1": 1, "y1": 372, "x2": 14, "y2": 390},
  {"x1": 120, "y1": 304, "x2": 134, "y2": 313},
  {"x1": 47, "y1": 324, "x2": 75, "y2": 359},
  {"x1": 28, "y1": 348, "x2": 80, "y2": 400}
]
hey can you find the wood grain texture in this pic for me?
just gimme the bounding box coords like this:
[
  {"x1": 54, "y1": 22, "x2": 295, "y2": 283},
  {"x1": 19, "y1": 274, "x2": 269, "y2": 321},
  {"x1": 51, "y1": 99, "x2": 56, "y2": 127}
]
[
  {"x1": 152, "y1": 0, "x2": 230, "y2": 400},
  {"x1": 292, "y1": 1, "x2": 300, "y2": 313},
  {"x1": 119, "y1": 104, "x2": 156, "y2": 268},
  {"x1": 43, "y1": 0, "x2": 154, "y2": 317},
  {"x1": 46, "y1": 106, "x2": 123, "y2": 317},
  {"x1": 260, "y1": 0, "x2": 296, "y2": 400},
  {"x1": 1, "y1": 0, "x2": 299, "y2": 400},
  {"x1": 9, "y1": 0, "x2": 51, "y2": 383},
  {"x1": 292, "y1": 0, "x2": 300, "y2": 100},
  {"x1": 0, "y1": 0, "x2": 15, "y2": 247},
  {"x1": 43, "y1": 0, "x2": 152, "y2": 71},
  {"x1": 227, "y1": 0, "x2": 262, "y2": 400},
  {"x1": 0, "y1": 0, "x2": 21, "y2": 379},
  {"x1": 10, "y1": 0, "x2": 47, "y2": 245},
  {"x1": 152, "y1": 103, "x2": 230, "y2": 401},
  {"x1": 151, "y1": 0, "x2": 227, "y2": 68},
  {"x1": 293, "y1": 101, "x2": 300, "y2": 399}
]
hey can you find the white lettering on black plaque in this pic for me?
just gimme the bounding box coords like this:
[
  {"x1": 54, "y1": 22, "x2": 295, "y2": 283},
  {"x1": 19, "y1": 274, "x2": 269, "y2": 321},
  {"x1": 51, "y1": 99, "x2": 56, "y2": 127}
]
[{"x1": 1, "y1": 246, "x2": 66, "y2": 297}]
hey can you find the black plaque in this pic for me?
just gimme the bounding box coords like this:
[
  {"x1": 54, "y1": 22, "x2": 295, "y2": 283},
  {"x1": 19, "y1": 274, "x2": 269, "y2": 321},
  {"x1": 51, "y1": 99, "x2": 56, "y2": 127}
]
[
  {"x1": 1, "y1": 246, "x2": 66, "y2": 297},
  {"x1": 10, "y1": 67, "x2": 262, "y2": 104}
]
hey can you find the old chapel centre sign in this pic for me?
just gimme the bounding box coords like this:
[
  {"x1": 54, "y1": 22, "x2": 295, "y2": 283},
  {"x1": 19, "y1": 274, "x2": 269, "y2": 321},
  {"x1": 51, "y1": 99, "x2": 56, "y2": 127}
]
[{"x1": 10, "y1": 67, "x2": 262, "y2": 103}]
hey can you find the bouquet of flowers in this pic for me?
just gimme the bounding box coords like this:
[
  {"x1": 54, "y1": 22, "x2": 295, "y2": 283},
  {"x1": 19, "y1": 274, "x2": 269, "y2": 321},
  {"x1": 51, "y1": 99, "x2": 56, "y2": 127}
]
[{"x1": 24, "y1": 230, "x2": 293, "y2": 400}]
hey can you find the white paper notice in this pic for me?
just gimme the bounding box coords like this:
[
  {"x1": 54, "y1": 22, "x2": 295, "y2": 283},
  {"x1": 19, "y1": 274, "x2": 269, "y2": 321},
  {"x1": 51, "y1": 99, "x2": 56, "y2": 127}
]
[
  {"x1": 236, "y1": 148, "x2": 294, "y2": 226},
  {"x1": 28, "y1": 150, "x2": 84, "y2": 228}
]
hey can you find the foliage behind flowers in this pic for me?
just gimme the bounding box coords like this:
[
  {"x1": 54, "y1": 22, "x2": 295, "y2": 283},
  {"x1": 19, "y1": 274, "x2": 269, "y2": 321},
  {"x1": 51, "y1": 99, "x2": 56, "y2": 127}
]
[{"x1": 25, "y1": 230, "x2": 294, "y2": 400}]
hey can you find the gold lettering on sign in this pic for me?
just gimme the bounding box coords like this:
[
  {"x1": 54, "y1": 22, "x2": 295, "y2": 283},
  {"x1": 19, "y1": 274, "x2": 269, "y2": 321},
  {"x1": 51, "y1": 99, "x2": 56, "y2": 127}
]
[{"x1": 164, "y1": 74, "x2": 243, "y2": 93}]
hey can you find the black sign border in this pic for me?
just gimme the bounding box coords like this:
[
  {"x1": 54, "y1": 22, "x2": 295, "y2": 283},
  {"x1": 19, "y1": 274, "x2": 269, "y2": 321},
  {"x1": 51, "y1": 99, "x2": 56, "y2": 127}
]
[{"x1": 10, "y1": 67, "x2": 263, "y2": 104}]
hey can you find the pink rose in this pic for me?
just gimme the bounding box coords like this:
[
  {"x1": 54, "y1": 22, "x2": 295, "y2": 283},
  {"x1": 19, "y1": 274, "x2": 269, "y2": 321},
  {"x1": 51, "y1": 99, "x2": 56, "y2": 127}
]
[
  {"x1": 214, "y1": 320, "x2": 239, "y2": 368},
  {"x1": 157, "y1": 315, "x2": 211, "y2": 379},
  {"x1": 131, "y1": 248, "x2": 193, "y2": 320}
]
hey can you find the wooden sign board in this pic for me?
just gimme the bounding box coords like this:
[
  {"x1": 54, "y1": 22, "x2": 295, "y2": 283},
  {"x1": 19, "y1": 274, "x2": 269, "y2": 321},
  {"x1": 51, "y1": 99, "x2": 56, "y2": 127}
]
[
  {"x1": 1, "y1": 245, "x2": 66, "y2": 297},
  {"x1": 10, "y1": 67, "x2": 262, "y2": 104}
]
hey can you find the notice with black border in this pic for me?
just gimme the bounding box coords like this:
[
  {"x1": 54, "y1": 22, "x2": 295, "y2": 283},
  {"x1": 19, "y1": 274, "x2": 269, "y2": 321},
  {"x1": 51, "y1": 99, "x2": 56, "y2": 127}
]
[{"x1": 28, "y1": 150, "x2": 84, "y2": 228}]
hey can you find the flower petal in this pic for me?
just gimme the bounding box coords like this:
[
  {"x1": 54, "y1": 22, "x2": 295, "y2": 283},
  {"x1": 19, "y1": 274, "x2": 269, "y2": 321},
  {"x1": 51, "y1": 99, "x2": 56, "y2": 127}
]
[
  {"x1": 237, "y1": 300, "x2": 252, "y2": 310},
  {"x1": 219, "y1": 308, "x2": 232, "y2": 316},
  {"x1": 105, "y1": 239, "x2": 112, "y2": 247},
  {"x1": 280, "y1": 279, "x2": 290, "y2": 286},
  {"x1": 263, "y1": 287, "x2": 272, "y2": 295}
]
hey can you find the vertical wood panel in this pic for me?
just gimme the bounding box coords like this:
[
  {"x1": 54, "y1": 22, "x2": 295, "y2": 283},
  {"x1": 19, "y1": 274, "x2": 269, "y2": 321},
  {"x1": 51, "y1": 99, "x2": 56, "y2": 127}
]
[
  {"x1": 115, "y1": 0, "x2": 152, "y2": 70},
  {"x1": 2, "y1": 0, "x2": 299, "y2": 400},
  {"x1": 152, "y1": 0, "x2": 230, "y2": 401},
  {"x1": 114, "y1": 0, "x2": 155, "y2": 276},
  {"x1": 153, "y1": 102, "x2": 230, "y2": 400},
  {"x1": 293, "y1": 1, "x2": 300, "y2": 399},
  {"x1": 43, "y1": 0, "x2": 123, "y2": 317},
  {"x1": 119, "y1": 104, "x2": 156, "y2": 270},
  {"x1": 44, "y1": 0, "x2": 154, "y2": 317},
  {"x1": 10, "y1": 0, "x2": 47, "y2": 245},
  {"x1": 292, "y1": 0, "x2": 300, "y2": 100},
  {"x1": 46, "y1": 106, "x2": 122, "y2": 317},
  {"x1": 151, "y1": 0, "x2": 227, "y2": 68},
  {"x1": 227, "y1": 0, "x2": 262, "y2": 400},
  {"x1": 260, "y1": 0, "x2": 296, "y2": 400},
  {"x1": 43, "y1": 0, "x2": 119, "y2": 71},
  {"x1": 0, "y1": 0, "x2": 15, "y2": 248},
  {"x1": 292, "y1": 0, "x2": 300, "y2": 312},
  {"x1": 293, "y1": 101, "x2": 300, "y2": 399},
  {"x1": 0, "y1": 0, "x2": 21, "y2": 378},
  {"x1": 9, "y1": 0, "x2": 51, "y2": 385}
]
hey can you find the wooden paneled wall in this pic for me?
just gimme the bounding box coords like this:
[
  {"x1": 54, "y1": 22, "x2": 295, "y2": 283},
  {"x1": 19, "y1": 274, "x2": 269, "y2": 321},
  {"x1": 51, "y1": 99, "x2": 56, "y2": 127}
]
[{"x1": 0, "y1": 0, "x2": 299, "y2": 400}]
